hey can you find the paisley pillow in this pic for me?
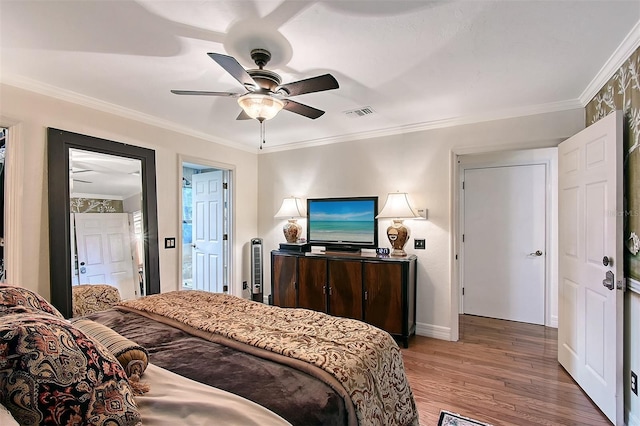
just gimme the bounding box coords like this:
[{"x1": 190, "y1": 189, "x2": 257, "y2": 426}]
[
  {"x1": 0, "y1": 313, "x2": 141, "y2": 426},
  {"x1": 0, "y1": 284, "x2": 64, "y2": 318}
]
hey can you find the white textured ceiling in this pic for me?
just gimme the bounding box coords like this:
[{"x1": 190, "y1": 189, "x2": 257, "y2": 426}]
[{"x1": 1, "y1": 1, "x2": 639, "y2": 152}]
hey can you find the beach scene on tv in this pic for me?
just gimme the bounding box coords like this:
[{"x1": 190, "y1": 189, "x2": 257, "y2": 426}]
[{"x1": 308, "y1": 199, "x2": 376, "y2": 243}]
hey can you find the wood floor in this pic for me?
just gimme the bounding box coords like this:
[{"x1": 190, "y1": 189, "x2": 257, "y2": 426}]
[{"x1": 401, "y1": 315, "x2": 610, "y2": 426}]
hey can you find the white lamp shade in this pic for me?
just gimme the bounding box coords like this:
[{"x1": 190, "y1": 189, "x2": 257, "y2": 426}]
[
  {"x1": 274, "y1": 197, "x2": 307, "y2": 219},
  {"x1": 238, "y1": 93, "x2": 285, "y2": 121},
  {"x1": 376, "y1": 192, "x2": 418, "y2": 219}
]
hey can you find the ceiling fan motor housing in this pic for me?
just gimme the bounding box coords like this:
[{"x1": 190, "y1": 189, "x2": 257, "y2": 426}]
[
  {"x1": 250, "y1": 48, "x2": 271, "y2": 68},
  {"x1": 247, "y1": 69, "x2": 282, "y2": 91}
]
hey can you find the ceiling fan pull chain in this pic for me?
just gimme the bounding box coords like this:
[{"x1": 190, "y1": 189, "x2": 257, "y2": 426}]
[{"x1": 259, "y1": 120, "x2": 265, "y2": 150}]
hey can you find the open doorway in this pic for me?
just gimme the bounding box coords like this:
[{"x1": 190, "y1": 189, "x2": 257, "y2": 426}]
[
  {"x1": 181, "y1": 160, "x2": 231, "y2": 294},
  {"x1": 455, "y1": 148, "x2": 558, "y2": 339}
]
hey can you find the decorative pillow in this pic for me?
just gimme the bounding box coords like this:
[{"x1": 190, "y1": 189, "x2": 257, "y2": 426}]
[
  {"x1": 0, "y1": 313, "x2": 141, "y2": 426},
  {"x1": 72, "y1": 284, "x2": 121, "y2": 317},
  {"x1": 0, "y1": 284, "x2": 64, "y2": 318},
  {"x1": 71, "y1": 318, "x2": 149, "y2": 378}
]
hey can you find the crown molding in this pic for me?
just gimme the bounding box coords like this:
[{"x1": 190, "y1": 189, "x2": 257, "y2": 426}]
[
  {"x1": 261, "y1": 99, "x2": 583, "y2": 153},
  {"x1": 1, "y1": 74, "x2": 583, "y2": 155},
  {"x1": 0, "y1": 75, "x2": 256, "y2": 154},
  {"x1": 579, "y1": 20, "x2": 640, "y2": 106}
]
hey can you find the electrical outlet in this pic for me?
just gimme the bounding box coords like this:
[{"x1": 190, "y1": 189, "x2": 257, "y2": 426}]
[
  {"x1": 632, "y1": 371, "x2": 638, "y2": 396},
  {"x1": 242, "y1": 281, "x2": 248, "y2": 290},
  {"x1": 414, "y1": 239, "x2": 426, "y2": 250}
]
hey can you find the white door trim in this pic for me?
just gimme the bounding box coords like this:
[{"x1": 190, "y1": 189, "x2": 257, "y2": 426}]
[
  {"x1": 450, "y1": 147, "x2": 558, "y2": 340},
  {"x1": 178, "y1": 155, "x2": 235, "y2": 295}
]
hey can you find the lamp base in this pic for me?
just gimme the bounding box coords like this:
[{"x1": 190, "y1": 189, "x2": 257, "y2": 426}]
[
  {"x1": 386, "y1": 219, "x2": 410, "y2": 257},
  {"x1": 283, "y1": 219, "x2": 302, "y2": 243}
]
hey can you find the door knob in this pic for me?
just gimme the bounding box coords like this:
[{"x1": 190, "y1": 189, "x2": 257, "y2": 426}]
[
  {"x1": 529, "y1": 250, "x2": 543, "y2": 256},
  {"x1": 603, "y1": 270, "x2": 614, "y2": 290},
  {"x1": 603, "y1": 256, "x2": 612, "y2": 266}
]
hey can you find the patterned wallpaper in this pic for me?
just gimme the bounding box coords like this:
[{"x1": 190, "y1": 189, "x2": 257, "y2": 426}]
[
  {"x1": 586, "y1": 45, "x2": 640, "y2": 280},
  {"x1": 70, "y1": 198, "x2": 124, "y2": 213}
]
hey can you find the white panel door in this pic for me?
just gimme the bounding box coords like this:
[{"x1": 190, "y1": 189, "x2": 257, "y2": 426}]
[
  {"x1": 74, "y1": 213, "x2": 138, "y2": 300},
  {"x1": 463, "y1": 164, "x2": 546, "y2": 324},
  {"x1": 192, "y1": 170, "x2": 224, "y2": 293},
  {"x1": 558, "y1": 111, "x2": 623, "y2": 425}
]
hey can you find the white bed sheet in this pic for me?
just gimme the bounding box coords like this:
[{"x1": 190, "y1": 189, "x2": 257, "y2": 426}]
[{"x1": 137, "y1": 364, "x2": 292, "y2": 425}]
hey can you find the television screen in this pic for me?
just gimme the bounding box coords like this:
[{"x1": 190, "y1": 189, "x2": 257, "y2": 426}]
[{"x1": 307, "y1": 197, "x2": 378, "y2": 250}]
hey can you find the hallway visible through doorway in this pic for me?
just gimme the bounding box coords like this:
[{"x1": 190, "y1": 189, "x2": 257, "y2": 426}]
[{"x1": 181, "y1": 161, "x2": 231, "y2": 294}]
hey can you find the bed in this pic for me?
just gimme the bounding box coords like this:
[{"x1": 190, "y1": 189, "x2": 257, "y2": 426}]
[{"x1": 1, "y1": 286, "x2": 419, "y2": 426}]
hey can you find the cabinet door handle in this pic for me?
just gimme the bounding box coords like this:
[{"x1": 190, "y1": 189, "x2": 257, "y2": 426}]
[
  {"x1": 364, "y1": 290, "x2": 368, "y2": 301},
  {"x1": 328, "y1": 286, "x2": 332, "y2": 296},
  {"x1": 323, "y1": 285, "x2": 326, "y2": 295}
]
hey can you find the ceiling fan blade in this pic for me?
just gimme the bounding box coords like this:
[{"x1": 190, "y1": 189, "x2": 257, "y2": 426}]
[
  {"x1": 277, "y1": 74, "x2": 339, "y2": 97},
  {"x1": 208, "y1": 52, "x2": 257, "y2": 90},
  {"x1": 171, "y1": 90, "x2": 240, "y2": 97},
  {"x1": 283, "y1": 100, "x2": 325, "y2": 119},
  {"x1": 236, "y1": 110, "x2": 252, "y2": 120}
]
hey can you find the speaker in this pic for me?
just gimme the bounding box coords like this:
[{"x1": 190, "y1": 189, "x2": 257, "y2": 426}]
[{"x1": 250, "y1": 238, "x2": 263, "y2": 302}]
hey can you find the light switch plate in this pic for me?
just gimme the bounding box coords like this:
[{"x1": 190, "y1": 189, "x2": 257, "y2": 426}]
[
  {"x1": 165, "y1": 237, "x2": 176, "y2": 249},
  {"x1": 414, "y1": 239, "x2": 426, "y2": 249}
]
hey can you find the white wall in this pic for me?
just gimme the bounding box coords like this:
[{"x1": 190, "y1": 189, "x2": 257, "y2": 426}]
[
  {"x1": 258, "y1": 109, "x2": 585, "y2": 338},
  {"x1": 0, "y1": 83, "x2": 258, "y2": 301},
  {"x1": 123, "y1": 192, "x2": 142, "y2": 213}
]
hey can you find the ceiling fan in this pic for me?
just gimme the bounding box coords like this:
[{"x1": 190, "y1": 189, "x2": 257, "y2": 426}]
[{"x1": 171, "y1": 49, "x2": 339, "y2": 122}]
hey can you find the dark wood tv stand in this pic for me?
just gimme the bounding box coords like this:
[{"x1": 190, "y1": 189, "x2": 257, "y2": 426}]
[{"x1": 271, "y1": 250, "x2": 417, "y2": 347}]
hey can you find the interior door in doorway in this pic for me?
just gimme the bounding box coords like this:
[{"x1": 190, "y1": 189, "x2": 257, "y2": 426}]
[
  {"x1": 463, "y1": 164, "x2": 546, "y2": 324},
  {"x1": 74, "y1": 212, "x2": 138, "y2": 300},
  {"x1": 558, "y1": 111, "x2": 623, "y2": 425},
  {"x1": 192, "y1": 170, "x2": 224, "y2": 293}
]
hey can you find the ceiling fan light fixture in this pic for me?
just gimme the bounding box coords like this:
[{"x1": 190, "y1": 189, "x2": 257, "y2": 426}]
[{"x1": 237, "y1": 93, "x2": 284, "y2": 121}]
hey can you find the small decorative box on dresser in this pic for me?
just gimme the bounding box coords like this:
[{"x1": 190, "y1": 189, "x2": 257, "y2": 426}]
[{"x1": 271, "y1": 250, "x2": 417, "y2": 347}]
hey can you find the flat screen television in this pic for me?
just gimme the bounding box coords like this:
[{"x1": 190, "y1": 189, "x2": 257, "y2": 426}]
[{"x1": 306, "y1": 196, "x2": 378, "y2": 251}]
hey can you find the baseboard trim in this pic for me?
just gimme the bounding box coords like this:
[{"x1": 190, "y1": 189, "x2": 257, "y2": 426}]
[
  {"x1": 416, "y1": 322, "x2": 452, "y2": 341},
  {"x1": 548, "y1": 315, "x2": 558, "y2": 328}
]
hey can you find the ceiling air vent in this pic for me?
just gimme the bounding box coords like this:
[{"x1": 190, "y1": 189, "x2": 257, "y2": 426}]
[{"x1": 343, "y1": 106, "x2": 375, "y2": 118}]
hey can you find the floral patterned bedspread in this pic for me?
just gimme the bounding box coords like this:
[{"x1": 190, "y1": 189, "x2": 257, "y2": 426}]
[{"x1": 118, "y1": 291, "x2": 418, "y2": 426}]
